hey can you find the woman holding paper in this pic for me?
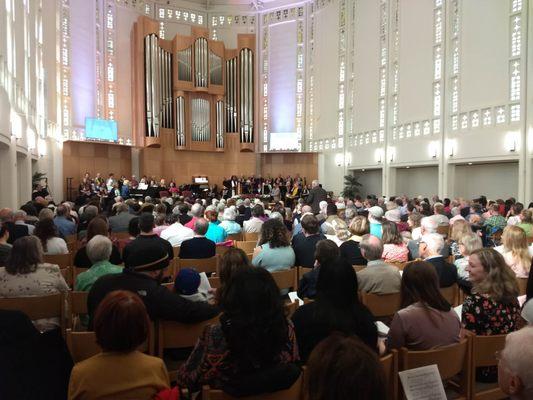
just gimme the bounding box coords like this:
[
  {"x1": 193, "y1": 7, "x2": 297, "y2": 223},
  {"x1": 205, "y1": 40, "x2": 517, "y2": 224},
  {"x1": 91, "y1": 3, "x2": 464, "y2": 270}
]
[{"x1": 387, "y1": 261, "x2": 461, "y2": 351}]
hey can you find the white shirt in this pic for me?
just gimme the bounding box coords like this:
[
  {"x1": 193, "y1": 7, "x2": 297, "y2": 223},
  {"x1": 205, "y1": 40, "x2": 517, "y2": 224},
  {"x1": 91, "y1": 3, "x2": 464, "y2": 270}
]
[
  {"x1": 160, "y1": 222, "x2": 194, "y2": 246},
  {"x1": 243, "y1": 217, "x2": 264, "y2": 233},
  {"x1": 507, "y1": 215, "x2": 521, "y2": 226},
  {"x1": 44, "y1": 237, "x2": 69, "y2": 255}
]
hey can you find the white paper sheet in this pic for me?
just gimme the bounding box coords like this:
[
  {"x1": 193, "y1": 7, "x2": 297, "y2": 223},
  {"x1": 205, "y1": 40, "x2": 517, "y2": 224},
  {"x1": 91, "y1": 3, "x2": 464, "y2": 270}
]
[
  {"x1": 198, "y1": 272, "x2": 213, "y2": 300},
  {"x1": 288, "y1": 291, "x2": 304, "y2": 306},
  {"x1": 399, "y1": 364, "x2": 447, "y2": 400},
  {"x1": 375, "y1": 321, "x2": 390, "y2": 336},
  {"x1": 454, "y1": 305, "x2": 462, "y2": 321}
]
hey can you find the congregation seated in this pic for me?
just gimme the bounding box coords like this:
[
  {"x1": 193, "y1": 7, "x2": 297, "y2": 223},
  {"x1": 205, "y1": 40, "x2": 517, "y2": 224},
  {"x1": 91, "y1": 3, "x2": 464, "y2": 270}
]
[
  {"x1": 448, "y1": 219, "x2": 472, "y2": 259},
  {"x1": 13, "y1": 209, "x2": 35, "y2": 235},
  {"x1": 292, "y1": 214, "x2": 326, "y2": 268},
  {"x1": 160, "y1": 211, "x2": 194, "y2": 246},
  {"x1": 306, "y1": 334, "x2": 386, "y2": 400},
  {"x1": 218, "y1": 207, "x2": 242, "y2": 235},
  {"x1": 75, "y1": 235, "x2": 122, "y2": 292},
  {"x1": 292, "y1": 257, "x2": 377, "y2": 362},
  {"x1": 297, "y1": 239, "x2": 339, "y2": 300},
  {"x1": 380, "y1": 220, "x2": 408, "y2": 263},
  {"x1": 0, "y1": 224, "x2": 12, "y2": 265},
  {"x1": 87, "y1": 239, "x2": 218, "y2": 328},
  {"x1": 483, "y1": 203, "x2": 507, "y2": 233},
  {"x1": 179, "y1": 218, "x2": 216, "y2": 259},
  {"x1": 498, "y1": 327, "x2": 533, "y2": 399},
  {"x1": 320, "y1": 204, "x2": 344, "y2": 235},
  {"x1": 123, "y1": 213, "x2": 174, "y2": 267},
  {"x1": 54, "y1": 204, "x2": 76, "y2": 238},
  {"x1": 432, "y1": 202, "x2": 450, "y2": 225},
  {"x1": 516, "y1": 209, "x2": 533, "y2": 237},
  {"x1": 184, "y1": 203, "x2": 203, "y2": 230},
  {"x1": 494, "y1": 225, "x2": 532, "y2": 278},
  {"x1": 357, "y1": 235, "x2": 401, "y2": 294},
  {"x1": 0, "y1": 236, "x2": 68, "y2": 331},
  {"x1": 176, "y1": 268, "x2": 300, "y2": 395},
  {"x1": 252, "y1": 218, "x2": 295, "y2": 272},
  {"x1": 243, "y1": 204, "x2": 264, "y2": 233},
  {"x1": 338, "y1": 215, "x2": 368, "y2": 265},
  {"x1": 462, "y1": 248, "x2": 521, "y2": 382},
  {"x1": 204, "y1": 209, "x2": 227, "y2": 244},
  {"x1": 407, "y1": 216, "x2": 450, "y2": 259},
  {"x1": 68, "y1": 290, "x2": 170, "y2": 399},
  {"x1": 35, "y1": 217, "x2": 69, "y2": 255},
  {"x1": 74, "y1": 217, "x2": 122, "y2": 268},
  {"x1": 387, "y1": 261, "x2": 460, "y2": 351}
]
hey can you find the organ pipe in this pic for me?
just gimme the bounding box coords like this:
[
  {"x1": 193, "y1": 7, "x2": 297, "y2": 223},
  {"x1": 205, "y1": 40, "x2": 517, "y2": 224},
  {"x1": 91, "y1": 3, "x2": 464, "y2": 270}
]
[
  {"x1": 175, "y1": 96, "x2": 185, "y2": 147},
  {"x1": 216, "y1": 100, "x2": 224, "y2": 148},
  {"x1": 239, "y1": 48, "x2": 253, "y2": 143}
]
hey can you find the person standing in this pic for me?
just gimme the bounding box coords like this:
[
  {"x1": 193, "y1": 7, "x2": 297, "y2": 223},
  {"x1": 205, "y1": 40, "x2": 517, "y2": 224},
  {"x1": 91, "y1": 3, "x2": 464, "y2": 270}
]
[{"x1": 306, "y1": 180, "x2": 327, "y2": 215}]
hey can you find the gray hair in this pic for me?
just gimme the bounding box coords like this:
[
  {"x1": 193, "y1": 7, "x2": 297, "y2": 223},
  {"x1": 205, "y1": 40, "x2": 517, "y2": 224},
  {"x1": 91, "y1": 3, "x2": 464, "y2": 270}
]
[
  {"x1": 194, "y1": 218, "x2": 209, "y2": 235},
  {"x1": 459, "y1": 233, "x2": 482, "y2": 255},
  {"x1": 14, "y1": 210, "x2": 27, "y2": 220},
  {"x1": 421, "y1": 233, "x2": 444, "y2": 254},
  {"x1": 223, "y1": 207, "x2": 236, "y2": 221},
  {"x1": 344, "y1": 207, "x2": 356, "y2": 220},
  {"x1": 421, "y1": 216, "x2": 438, "y2": 234},
  {"x1": 86, "y1": 234, "x2": 112, "y2": 264},
  {"x1": 501, "y1": 327, "x2": 533, "y2": 393},
  {"x1": 269, "y1": 212, "x2": 283, "y2": 222},
  {"x1": 38, "y1": 208, "x2": 54, "y2": 221},
  {"x1": 191, "y1": 203, "x2": 204, "y2": 217},
  {"x1": 360, "y1": 234, "x2": 384, "y2": 261},
  {"x1": 84, "y1": 205, "x2": 99, "y2": 218}
]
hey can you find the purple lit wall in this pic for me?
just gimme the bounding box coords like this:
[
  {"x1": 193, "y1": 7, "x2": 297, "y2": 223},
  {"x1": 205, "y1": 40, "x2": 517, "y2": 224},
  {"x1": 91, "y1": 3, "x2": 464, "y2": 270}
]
[
  {"x1": 269, "y1": 20, "x2": 297, "y2": 134},
  {"x1": 70, "y1": 0, "x2": 96, "y2": 128}
]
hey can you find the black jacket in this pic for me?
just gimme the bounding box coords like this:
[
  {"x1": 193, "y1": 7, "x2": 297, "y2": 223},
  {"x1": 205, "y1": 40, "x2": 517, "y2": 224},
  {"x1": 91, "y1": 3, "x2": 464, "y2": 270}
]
[
  {"x1": 4, "y1": 222, "x2": 29, "y2": 244},
  {"x1": 291, "y1": 232, "x2": 326, "y2": 268},
  {"x1": 179, "y1": 237, "x2": 216, "y2": 259},
  {"x1": 426, "y1": 256, "x2": 458, "y2": 288},
  {"x1": 306, "y1": 187, "x2": 328, "y2": 215},
  {"x1": 87, "y1": 269, "x2": 219, "y2": 328},
  {"x1": 123, "y1": 234, "x2": 174, "y2": 268}
]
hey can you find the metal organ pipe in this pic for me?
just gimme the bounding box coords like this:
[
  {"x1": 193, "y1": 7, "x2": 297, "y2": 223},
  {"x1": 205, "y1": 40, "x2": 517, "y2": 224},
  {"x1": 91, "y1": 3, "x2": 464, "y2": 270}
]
[
  {"x1": 175, "y1": 96, "x2": 185, "y2": 147},
  {"x1": 144, "y1": 35, "x2": 153, "y2": 137},
  {"x1": 239, "y1": 48, "x2": 253, "y2": 143}
]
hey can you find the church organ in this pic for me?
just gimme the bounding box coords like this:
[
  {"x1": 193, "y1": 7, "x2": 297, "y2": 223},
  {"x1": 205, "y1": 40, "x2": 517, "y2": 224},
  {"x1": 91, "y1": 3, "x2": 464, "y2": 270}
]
[{"x1": 131, "y1": 16, "x2": 255, "y2": 152}]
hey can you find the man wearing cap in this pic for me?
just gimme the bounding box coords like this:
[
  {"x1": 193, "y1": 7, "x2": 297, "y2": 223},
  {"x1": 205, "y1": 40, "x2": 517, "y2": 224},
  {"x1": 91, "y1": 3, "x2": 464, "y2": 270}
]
[
  {"x1": 367, "y1": 206, "x2": 384, "y2": 239},
  {"x1": 87, "y1": 234, "x2": 218, "y2": 328}
]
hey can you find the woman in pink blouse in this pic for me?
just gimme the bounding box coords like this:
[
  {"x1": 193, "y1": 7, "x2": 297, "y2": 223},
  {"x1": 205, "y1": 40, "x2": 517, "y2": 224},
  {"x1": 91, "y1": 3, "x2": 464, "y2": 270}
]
[{"x1": 381, "y1": 220, "x2": 408, "y2": 263}]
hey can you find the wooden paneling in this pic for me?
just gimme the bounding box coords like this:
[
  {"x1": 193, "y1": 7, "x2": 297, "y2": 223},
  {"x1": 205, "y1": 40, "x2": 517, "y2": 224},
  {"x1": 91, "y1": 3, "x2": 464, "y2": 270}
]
[
  {"x1": 62, "y1": 141, "x2": 132, "y2": 199},
  {"x1": 260, "y1": 152, "x2": 318, "y2": 181}
]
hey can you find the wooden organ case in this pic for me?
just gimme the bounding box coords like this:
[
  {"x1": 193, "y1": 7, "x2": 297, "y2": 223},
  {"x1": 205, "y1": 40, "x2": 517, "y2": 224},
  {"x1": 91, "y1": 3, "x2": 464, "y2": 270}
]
[{"x1": 131, "y1": 16, "x2": 256, "y2": 153}]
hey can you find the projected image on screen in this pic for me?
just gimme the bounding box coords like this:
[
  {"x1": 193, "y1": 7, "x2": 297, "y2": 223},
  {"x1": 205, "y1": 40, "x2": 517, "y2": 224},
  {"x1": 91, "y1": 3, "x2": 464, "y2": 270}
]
[
  {"x1": 85, "y1": 118, "x2": 118, "y2": 141},
  {"x1": 269, "y1": 132, "x2": 298, "y2": 151}
]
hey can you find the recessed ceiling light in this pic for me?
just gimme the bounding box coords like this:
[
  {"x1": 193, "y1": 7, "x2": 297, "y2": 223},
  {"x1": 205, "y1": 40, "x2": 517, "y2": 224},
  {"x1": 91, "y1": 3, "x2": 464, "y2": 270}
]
[{"x1": 468, "y1": 162, "x2": 472, "y2": 165}]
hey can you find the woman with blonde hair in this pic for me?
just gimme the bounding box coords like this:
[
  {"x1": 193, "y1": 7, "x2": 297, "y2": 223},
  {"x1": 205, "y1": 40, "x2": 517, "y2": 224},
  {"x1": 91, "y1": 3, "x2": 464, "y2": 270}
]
[
  {"x1": 381, "y1": 220, "x2": 408, "y2": 263},
  {"x1": 447, "y1": 219, "x2": 473, "y2": 259},
  {"x1": 463, "y1": 248, "x2": 521, "y2": 382},
  {"x1": 339, "y1": 216, "x2": 369, "y2": 265},
  {"x1": 494, "y1": 225, "x2": 531, "y2": 278}
]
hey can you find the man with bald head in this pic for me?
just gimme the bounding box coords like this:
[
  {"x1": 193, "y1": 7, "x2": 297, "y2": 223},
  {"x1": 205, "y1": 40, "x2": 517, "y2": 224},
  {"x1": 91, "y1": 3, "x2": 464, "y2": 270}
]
[
  {"x1": 292, "y1": 205, "x2": 313, "y2": 237},
  {"x1": 357, "y1": 234, "x2": 401, "y2": 294},
  {"x1": 0, "y1": 208, "x2": 29, "y2": 244}
]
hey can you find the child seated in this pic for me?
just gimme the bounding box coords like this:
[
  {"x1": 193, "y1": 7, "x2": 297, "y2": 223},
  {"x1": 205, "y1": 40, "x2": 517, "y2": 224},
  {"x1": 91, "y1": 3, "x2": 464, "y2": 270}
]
[{"x1": 174, "y1": 268, "x2": 208, "y2": 303}]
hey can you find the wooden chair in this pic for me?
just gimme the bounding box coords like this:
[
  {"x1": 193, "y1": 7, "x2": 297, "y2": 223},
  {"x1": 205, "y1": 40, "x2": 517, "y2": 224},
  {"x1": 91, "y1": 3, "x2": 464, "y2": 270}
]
[
  {"x1": 440, "y1": 283, "x2": 460, "y2": 307},
  {"x1": 270, "y1": 269, "x2": 297, "y2": 292},
  {"x1": 216, "y1": 246, "x2": 230, "y2": 256},
  {"x1": 65, "y1": 234, "x2": 78, "y2": 252},
  {"x1": 60, "y1": 266, "x2": 73, "y2": 287},
  {"x1": 44, "y1": 252, "x2": 72, "y2": 270},
  {"x1": 178, "y1": 256, "x2": 218, "y2": 275},
  {"x1": 380, "y1": 350, "x2": 398, "y2": 400},
  {"x1": 66, "y1": 329, "x2": 101, "y2": 363},
  {"x1": 296, "y1": 266, "x2": 313, "y2": 282},
  {"x1": 68, "y1": 291, "x2": 88, "y2": 330},
  {"x1": 157, "y1": 316, "x2": 219, "y2": 381},
  {"x1": 172, "y1": 246, "x2": 181, "y2": 258},
  {"x1": 227, "y1": 233, "x2": 243, "y2": 242},
  {"x1": 360, "y1": 292, "x2": 402, "y2": 319},
  {"x1": 517, "y1": 277, "x2": 528, "y2": 296},
  {"x1": 209, "y1": 276, "x2": 221, "y2": 289},
  {"x1": 243, "y1": 232, "x2": 259, "y2": 242},
  {"x1": 202, "y1": 367, "x2": 304, "y2": 400},
  {"x1": 399, "y1": 338, "x2": 471, "y2": 400},
  {"x1": 469, "y1": 333, "x2": 507, "y2": 400},
  {"x1": 353, "y1": 265, "x2": 366, "y2": 272},
  {"x1": 235, "y1": 241, "x2": 257, "y2": 254},
  {"x1": 0, "y1": 293, "x2": 65, "y2": 336}
]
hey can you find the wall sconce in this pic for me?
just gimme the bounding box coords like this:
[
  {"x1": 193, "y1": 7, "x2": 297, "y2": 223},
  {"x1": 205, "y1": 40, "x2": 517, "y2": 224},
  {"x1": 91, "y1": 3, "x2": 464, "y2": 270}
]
[
  {"x1": 505, "y1": 132, "x2": 519, "y2": 152},
  {"x1": 334, "y1": 153, "x2": 344, "y2": 167},
  {"x1": 37, "y1": 138, "x2": 47, "y2": 158},
  {"x1": 428, "y1": 141, "x2": 439, "y2": 159},
  {"x1": 374, "y1": 148, "x2": 384, "y2": 164},
  {"x1": 445, "y1": 139, "x2": 456, "y2": 157},
  {"x1": 345, "y1": 153, "x2": 352, "y2": 166},
  {"x1": 387, "y1": 146, "x2": 396, "y2": 163}
]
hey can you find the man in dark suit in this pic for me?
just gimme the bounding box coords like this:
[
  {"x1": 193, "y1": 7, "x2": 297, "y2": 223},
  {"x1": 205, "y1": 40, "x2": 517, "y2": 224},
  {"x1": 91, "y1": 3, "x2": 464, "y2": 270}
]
[
  {"x1": 0, "y1": 208, "x2": 29, "y2": 245},
  {"x1": 420, "y1": 233, "x2": 457, "y2": 288},
  {"x1": 306, "y1": 180, "x2": 328, "y2": 215},
  {"x1": 179, "y1": 218, "x2": 216, "y2": 259}
]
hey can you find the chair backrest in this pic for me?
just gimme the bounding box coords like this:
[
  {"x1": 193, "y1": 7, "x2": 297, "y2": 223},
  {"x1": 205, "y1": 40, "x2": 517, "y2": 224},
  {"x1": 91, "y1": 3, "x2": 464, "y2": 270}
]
[
  {"x1": 157, "y1": 315, "x2": 220, "y2": 357},
  {"x1": 439, "y1": 283, "x2": 459, "y2": 307},
  {"x1": 296, "y1": 266, "x2": 313, "y2": 283},
  {"x1": 353, "y1": 265, "x2": 366, "y2": 272},
  {"x1": 178, "y1": 256, "x2": 218, "y2": 275},
  {"x1": 380, "y1": 350, "x2": 398, "y2": 400},
  {"x1": 270, "y1": 269, "x2": 297, "y2": 292},
  {"x1": 201, "y1": 367, "x2": 304, "y2": 400},
  {"x1": 243, "y1": 232, "x2": 259, "y2": 242},
  {"x1": 227, "y1": 233, "x2": 243, "y2": 242},
  {"x1": 235, "y1": 241, "x2": 257, "y2": 254},
  {"x1": 360, "y1": 292, "x2": 402, "y2": 318},
  {"x1": 68, "y1": 291, "x2": 88, "y2": 330},
  {"x1": 0, "y1": 293, "x2": 65, "y2": 334},
  {"x1": 216, "y1": 246, "x2": 230, "y2": 256},
  {"x1": 65, "y1": 234, "x2": 78, "y2": 252},
  {"x1": 60, "y1": 266, "x2": 73, "y2": 287},
  {"x1": 469, "y1": 333, "x2": 507, "y2": 399},
  {"x1": 209, "y1": 276, "x2": 221, "y2": 289},
  {"x1": 66, "y1": 329, "x2": 102, "y2": 363},
  {"x1": 43, "y1": 252, "x2": 72, "y2": 269},
  {"x1": 172, "y1": 246, "x2": 181, "y2": 258},
  {"x1": 400, "y1": 337, "x2": 471, "y2": 381},
  {"x1": 517, "y1": 277, "x2": 528, "y2": 296}
]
